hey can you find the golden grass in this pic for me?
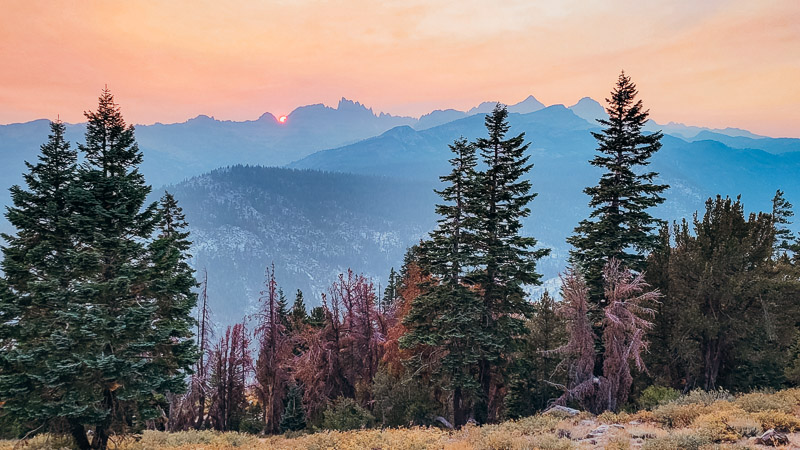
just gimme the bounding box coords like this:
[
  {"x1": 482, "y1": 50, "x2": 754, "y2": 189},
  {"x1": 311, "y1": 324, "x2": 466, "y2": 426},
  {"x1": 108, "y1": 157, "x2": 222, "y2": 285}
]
[{"x1": 3, "y1": 388, "x2": 800, "y2": 449}]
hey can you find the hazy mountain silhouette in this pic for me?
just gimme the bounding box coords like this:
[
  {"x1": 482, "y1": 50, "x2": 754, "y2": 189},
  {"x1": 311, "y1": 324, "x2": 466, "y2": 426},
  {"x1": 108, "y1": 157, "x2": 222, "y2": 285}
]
[
  {"x1": 2, "y1": 97, "x2": 799, "y2": 322},
  {"x1": 568, "y1": 97, "x2": 607, "y2": 123}
]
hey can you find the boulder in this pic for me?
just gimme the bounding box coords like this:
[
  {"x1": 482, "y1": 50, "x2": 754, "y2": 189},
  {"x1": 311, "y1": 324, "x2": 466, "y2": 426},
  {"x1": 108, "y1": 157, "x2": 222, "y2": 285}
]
[
  {"x1": 755, "y1": 429, "x2": 789, "y2": 446},
  {"x1": 544, "y1": 405, "x2": 581, "y2": 417}
]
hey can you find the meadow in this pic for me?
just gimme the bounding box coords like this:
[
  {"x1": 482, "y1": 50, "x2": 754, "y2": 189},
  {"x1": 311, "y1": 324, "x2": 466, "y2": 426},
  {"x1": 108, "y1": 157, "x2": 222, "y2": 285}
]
[{"x1": 4, "y1": 388, "x2": 799, "y2": 449}]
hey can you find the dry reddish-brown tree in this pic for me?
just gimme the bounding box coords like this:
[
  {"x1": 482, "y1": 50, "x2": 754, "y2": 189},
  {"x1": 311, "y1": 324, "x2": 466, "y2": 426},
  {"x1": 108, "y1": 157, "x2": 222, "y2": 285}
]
[
  {"x1": 551, "y1": 266, "x2": 600, "y2": 412},
  {"x1": 253, "y1": 265, "x2": 293, "y2": 434},
  {"x1": 168, "y1": 269, "x2": 214, "y2": 431},
  {"x1": 293, "y1": 269, "x2": 387, "y2": 419},
  {"x1": 553, "y1": 259, "x2": 656, "y2": 413},
  {"x1": 601, "y1": 259, "x2": 657, "y2": 411},
  {"x1": 207, "y1": 322, "x2": 251, "y2": 431},
  {"x1": 382, "y1": 262, "x2": 427, "y2": 376}
]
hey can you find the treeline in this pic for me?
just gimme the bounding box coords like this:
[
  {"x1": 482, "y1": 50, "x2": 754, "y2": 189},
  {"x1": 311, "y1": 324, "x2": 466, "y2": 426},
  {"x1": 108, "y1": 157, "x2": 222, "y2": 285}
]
[
  {"x1": 0, "y1": 90, "x2": 196, "y2": 449},
  {"x1": 2, "y1": 74, "x2": 800, "y2": 449}
]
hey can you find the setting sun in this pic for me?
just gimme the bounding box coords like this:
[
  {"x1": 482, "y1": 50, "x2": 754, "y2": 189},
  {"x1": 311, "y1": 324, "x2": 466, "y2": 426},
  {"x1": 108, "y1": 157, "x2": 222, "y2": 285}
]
[{"x1": 278, "y1": 115, "x2": 287, "y2": 124}]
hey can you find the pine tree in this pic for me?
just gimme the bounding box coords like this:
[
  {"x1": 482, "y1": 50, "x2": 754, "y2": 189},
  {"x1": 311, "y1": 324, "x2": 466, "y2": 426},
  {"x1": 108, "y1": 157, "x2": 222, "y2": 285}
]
[
  {"x1": 402, "y1": 137, "x2": 484, "y2": 426},
  {"x1": 0, "y1": 121, "x2": 79, "y2": 437},
  {"x1": 504, "y1": 291, "x2": 567, "y2": 418},
  {"x1": 307, "y1": 306, "x2": 326, "y2": 329},
  {"x1": 277, "y1": 288, "x2": 291, "y2": 330},
  {"x1": 68, "y1": 88, "x2": 190, "y2": 448},
  {"x1": 148, "y1": 192, "x2": 199, "y2": 428},
  {"x1": 290, "y1": 289, "x2": 308, "y2": 331},
  {"x1": 470, "y1": 105, "x2": 549, "y2": 422},
  {"x1": 568, "y1": 71, "x2": 668, "y2": 303},
  {"x1": 279, "y1": 382, "x2": 307, "y2": 433},
  {"x1": 645, "y1": 195, "x2": 800, "y2": 391},
  {"x1": 772, "y1": 189, "x2": 796, "y2": 255},
  {"x1": 381, "y1": 267, "x2": 398, "y2": 312}
]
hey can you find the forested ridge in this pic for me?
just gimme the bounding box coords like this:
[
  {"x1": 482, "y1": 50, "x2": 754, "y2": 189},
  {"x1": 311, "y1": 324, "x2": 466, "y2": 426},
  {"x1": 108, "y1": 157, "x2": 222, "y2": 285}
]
[{"x1": 1, "y1": 75, "x2": 799, "y2": 449}]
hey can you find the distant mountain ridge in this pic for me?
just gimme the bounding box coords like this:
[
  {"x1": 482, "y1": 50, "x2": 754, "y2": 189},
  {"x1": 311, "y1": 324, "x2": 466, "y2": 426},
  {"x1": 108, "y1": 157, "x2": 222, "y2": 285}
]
[
  {"x1": 164, "y1": 166, "x2": 437, "y2": 324},
  {"x1": 289, "y1": 104, "x2": 800, "y2": 291},
  {"x1": 3, "y1": 96, "x2": 800, "y2": 325}
]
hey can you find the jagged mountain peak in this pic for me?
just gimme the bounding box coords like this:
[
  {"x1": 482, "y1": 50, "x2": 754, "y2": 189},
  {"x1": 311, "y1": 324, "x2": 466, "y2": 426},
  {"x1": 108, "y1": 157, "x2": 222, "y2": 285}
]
[
  {"x1": 508, "y1": 95, "x2": 546, "y2": 114},
  {"x1": 568, "y1": 97, "x2": 606, "y2": 124}
]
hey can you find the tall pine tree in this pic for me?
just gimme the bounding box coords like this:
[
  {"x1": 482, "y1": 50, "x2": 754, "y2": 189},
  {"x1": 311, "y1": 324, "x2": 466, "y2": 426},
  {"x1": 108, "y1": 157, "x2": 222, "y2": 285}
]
[
  {"x1": 568, "y1": 71, "x2": 668, "y2": 303},
  {"x1": 69, "y1": 89, "x2": 194, "y2": 448},
  {"x1": 381, "y1": 267, "x2": 398, "y2": 313},
  {"x1": 0, "y1": 121, "x2": 79, "y2": 437},
  {"x1": 402, "y1": 137, "x2": 484, "y2": 426},
  {"x1": 470, "y1": 105, "x2": 549, "y2": 422},
  {"x1": 147, "y1": 192, "x2": 199, "y2": 422}
]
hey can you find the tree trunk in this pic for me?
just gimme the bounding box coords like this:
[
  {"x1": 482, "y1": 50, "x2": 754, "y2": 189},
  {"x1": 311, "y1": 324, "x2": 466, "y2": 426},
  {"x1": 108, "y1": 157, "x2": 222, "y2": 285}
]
[
  {"x1": 477, "y1": 359, "x2": 491, "y2": 424},
  {"x1": 703, "y1": 337, "x2": 723, "y2": 390},
  {"x1": 195, "y1": 392, "x2": 206, "y2": 429},
  {"x1": 91, "y1": 388, "x2": 113, "y2": 449},
  {"x1": 453, "y1": 387, "x2": 466, "y2": 427},
  {"x1": 69, "y1": 420, "x2": 91, "y2": 450},
  {"x1": 91, "y1": 425, "x2": 109, "y2": 450}
]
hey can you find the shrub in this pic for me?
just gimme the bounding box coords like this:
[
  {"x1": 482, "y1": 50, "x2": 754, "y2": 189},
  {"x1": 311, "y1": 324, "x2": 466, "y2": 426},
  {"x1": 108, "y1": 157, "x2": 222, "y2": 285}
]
[
  {"x1": 509, "y1": 414, "x2": 562, "y2": 434},
  {"x1": 5, "y1": 434, "x2": 76, "y2": 450},
  {"x1": 641, "y1": 430, "x2": 711, "y2": 450},
  {"x1": 776, "y1": 387, "x2": 800, "y2": 405},
  {"x1": 691, "y1": 408, "x2": 748, "y2": 442},
  {"x1": 604, "y1": 430, "x2": 631, "y2": 450},
  {"x1": 653, "y1": 402, "x2": 707, "y2": 428},
  {"x1": 671, "y1": 389, "x2": 733, "y2": 406},
  {"x1": 371, "y1": 368, "x2": 437, "y2": 427},
  {"x1": 629, "y1": 410, "x2": 657, "y2": 423},
  {"x1": 597, "y1": 411, "x2": 630, "y2": 424},
  {"x1": 637, "y1": 386, "x2": 680, "y2": 410},
  {"x1": 752, "y1": 410, "x2": 800, "y2": 432},
  {"x1": 136, "y1": 430, "x2": 258, "y2": 448},
  {"x1": 321, "y1": 397, "x2": 375, "y2": 431},
  {"x1": 727, "y1": 415, "x2": 761, "y2": 438},
  {"x1": 528, "y1": 434, "x2": 575, "y2": 450},
  {"x1": 734, "y1": 391, "x2": 794, "y2": 413}
]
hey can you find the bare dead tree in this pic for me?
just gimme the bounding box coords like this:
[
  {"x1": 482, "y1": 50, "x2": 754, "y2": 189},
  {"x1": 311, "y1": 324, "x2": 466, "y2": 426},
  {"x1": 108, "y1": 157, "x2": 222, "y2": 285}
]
[
  {"x1": 253, "y1": 264, "x2": 292, "y2": 434},
  {"x1": 168, "y1": 269, "x2": 213, "y2": 431},
  {"x1": 207, "y1": 322, "x2": 251, "y2": 431},
  {"x1": 551, "y1": 259, "x2": 656, "y2": 413}
]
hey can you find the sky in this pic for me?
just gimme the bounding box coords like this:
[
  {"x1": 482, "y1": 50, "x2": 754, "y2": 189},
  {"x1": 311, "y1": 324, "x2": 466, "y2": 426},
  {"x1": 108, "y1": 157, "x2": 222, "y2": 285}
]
[{"x1": 0, "y1": 0, "x2": 798, "y2": 137}]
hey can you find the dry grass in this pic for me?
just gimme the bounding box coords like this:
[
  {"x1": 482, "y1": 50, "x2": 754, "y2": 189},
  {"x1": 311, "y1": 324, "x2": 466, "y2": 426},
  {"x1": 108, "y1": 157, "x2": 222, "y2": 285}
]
[{"x1": 3, "y1": 388, "x2": 800, "y2": 449}]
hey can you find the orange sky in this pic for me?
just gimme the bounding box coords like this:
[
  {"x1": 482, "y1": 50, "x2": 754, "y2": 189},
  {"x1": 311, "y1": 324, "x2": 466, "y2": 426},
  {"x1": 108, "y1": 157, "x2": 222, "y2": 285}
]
[{"x1": 1, "y1": 0, "x2": 798, "y2": 137}]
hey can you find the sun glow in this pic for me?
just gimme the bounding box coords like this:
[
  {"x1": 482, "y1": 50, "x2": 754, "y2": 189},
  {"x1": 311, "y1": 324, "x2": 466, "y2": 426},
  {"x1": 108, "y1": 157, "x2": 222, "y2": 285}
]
[{"x1": 278, "y1": 115, "x2": 288, "y2": 124}]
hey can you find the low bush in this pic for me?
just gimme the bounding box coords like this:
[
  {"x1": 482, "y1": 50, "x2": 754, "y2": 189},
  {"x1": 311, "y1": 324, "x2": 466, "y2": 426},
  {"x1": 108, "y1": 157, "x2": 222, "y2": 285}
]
[
  {"x1": 136, "y1": 430, "x2": 258, "y2": 448},
  {"x1": 671, "y1": 388, "x2": 733, "y2": 406},
  {"x1": 628, "y1": 410, "x2": 657, "y2": 423},
  {"x1": 597, "y1": 411, "x2": 630, "y2": 424},
  {"x1": 527, "y1": 434, "x2": 575, "y2": 450},
  {"x1": 604, "y1": 430, "x2": 631, "y2": 450},
  {"x1": 752, "y1": 410, "x2": 800, "y2": 432},
  {"x1": 734, "y1": 391, "x2": 794, "y2": 413},
  {"x1": 496, "y1": 414, "x2": 562, "y2": 435},
  {"x1": 640, "y1": 430, "x2": 711, "y2": 450},
  {"x1": 321, "y1": 397, "x2": 376, "y2": 431},
  {"x1": 1, "y1": 434, "x2": 76, "y2": 450},
  {"x1": 653, "y1": 402, "x2": 708, "y2": 428},
  {"x1": 637, "y1": 385, "x2": 680, "y2": 410},
  {"x1": 691, "y1": 407, "x2": 749, "y2": 442}
]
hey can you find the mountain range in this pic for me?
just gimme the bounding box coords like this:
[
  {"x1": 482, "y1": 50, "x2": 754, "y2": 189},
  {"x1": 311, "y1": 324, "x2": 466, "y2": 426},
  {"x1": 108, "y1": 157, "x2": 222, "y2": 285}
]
[{"x1": 2, "y1": 95, "x2": 799, "y2": 324}]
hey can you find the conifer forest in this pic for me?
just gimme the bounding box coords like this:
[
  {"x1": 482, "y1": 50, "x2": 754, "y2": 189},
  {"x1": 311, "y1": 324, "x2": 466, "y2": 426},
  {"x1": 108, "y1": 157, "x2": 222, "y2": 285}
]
[{"x1": 2, "y1": 74, "x2": 800, "y2": 450}]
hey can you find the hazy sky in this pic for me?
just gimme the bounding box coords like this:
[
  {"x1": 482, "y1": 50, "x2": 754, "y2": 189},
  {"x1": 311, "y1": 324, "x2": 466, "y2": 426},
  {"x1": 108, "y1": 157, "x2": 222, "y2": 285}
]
[{"x1": 1, "y1": 0, "x2": 798, "y2": 137}]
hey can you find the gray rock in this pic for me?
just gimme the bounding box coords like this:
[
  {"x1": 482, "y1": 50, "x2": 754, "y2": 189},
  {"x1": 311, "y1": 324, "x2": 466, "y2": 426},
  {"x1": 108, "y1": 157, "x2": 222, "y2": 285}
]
[
  {"x1": 544, "y1": 405, "x2": 581, "y2": 416},
  {"x1": 755, "y1": 429, "x2": 789, "y2": 446}
]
